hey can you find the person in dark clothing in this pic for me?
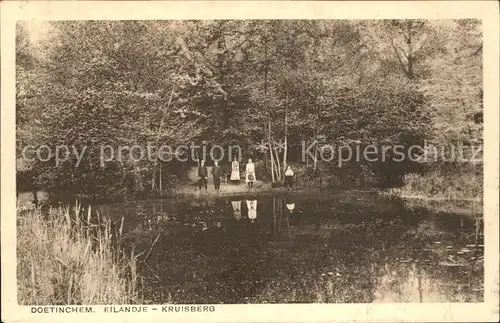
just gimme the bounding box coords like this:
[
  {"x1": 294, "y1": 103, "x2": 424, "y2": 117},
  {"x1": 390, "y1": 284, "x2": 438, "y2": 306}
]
[
  {"x1": 212, "y1": 160, "x2": 222, "y2": 192},
  {"x1": 198, "y1": 160, "x2": 208, "y2": 191}
]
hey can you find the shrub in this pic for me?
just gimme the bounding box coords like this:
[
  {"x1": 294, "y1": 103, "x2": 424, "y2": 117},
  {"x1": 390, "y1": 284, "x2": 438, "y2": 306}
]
[{"x1": 387, "y1": 166, "x2": 482, "y2": 201}]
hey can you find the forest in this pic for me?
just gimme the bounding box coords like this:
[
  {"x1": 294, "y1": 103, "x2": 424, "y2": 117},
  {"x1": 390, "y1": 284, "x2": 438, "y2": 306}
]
[{"x1": 16, "y1": 19, "x2": 483, "y2": 201}]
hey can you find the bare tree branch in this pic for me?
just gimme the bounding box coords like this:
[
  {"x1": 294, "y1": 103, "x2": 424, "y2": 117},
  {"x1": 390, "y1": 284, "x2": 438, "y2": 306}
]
[{"x1": 391, "y1": 39, "x2": 409, "y2": 76}]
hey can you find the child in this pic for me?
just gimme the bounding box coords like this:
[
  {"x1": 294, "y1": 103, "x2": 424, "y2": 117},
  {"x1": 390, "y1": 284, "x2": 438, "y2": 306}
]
[{"x1": 284, "y1": 165, "x2": 294, "y2": 190}]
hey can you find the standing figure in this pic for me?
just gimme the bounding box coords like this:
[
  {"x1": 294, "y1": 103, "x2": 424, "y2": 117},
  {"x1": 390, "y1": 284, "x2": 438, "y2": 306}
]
[
  {"x1": 198, "y1": 160, "x2": 208, "y2": 191},
  {"x1": 246, "y1": 199, "x2": 257, "y2": 223},
  {"x1": 284, "y1": 165, "x2": 294, "y2": 190},
  {"x1": 245, "y1": 158, "x2": 256, "y2": 189},
  {"x1": 212, "y1": 160, "x2": 222, "y2": 193},
  {"x1": 230, "y1": 157, "x2": 240, "y2": 183}
]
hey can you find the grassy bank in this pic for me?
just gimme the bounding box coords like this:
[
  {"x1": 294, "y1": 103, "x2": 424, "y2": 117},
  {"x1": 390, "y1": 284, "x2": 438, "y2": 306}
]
[
  {"x1": 17, "y1": 203, "x2": 139, "y2": 305},
  {"x1": 380, "y1": 169, "x2": 483, "y2": 218},
  {"x1": 382, "y1": 170, "x2": 482, "y2": 202},
  {"x1": 400, "y1": 197, "x2": 482, "y2": 218}
]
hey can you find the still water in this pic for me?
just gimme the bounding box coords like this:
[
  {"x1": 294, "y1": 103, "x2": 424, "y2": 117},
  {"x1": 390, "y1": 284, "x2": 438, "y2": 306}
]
[{"x1": 100, "y1": 192, "x2": 483, "y2": 304}]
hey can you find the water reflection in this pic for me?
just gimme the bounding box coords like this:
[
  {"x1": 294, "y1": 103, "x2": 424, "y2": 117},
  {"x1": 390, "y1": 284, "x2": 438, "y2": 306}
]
[
  {"x1": 110, "y1": 194, "x2": 483, "y2": 304},
  {"x1": 246, "y1": 200, "x2": 257, "y2": 223},
  {"x1": 270, "y1": 197, "x2": 289, "y2": 243},
  {"x1": 232, "y1": 201, "x2": 242, "y2": 220}
]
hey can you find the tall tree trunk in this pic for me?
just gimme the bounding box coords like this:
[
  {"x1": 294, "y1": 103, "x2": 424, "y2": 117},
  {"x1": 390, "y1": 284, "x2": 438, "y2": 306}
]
[
  {"x1": 269, "y1": 141, "x2": 276, "y2": 183},
  {"x1": 159, "y1": 163, "x2": 162, "y2": 192},
  {"x1": 274, "y1": 146, "x2": 282, "y2": 181},
  {"x1": 264, "y1": 37, "x2": 275, "y2": 183},
  {"x1": 303, "y1": 132, "x2": 309, "y2": 168},
  {"x1": 151, "y1": 168, "x2": 156, "y2": 191},
  {"x1": 313, "y1": 102, "x2": 321, "y2": 174},
  {"x1": 313, "y1": 142, "x2": 318, "y2": 173},
  {"x1": 313, "y1": 129, "x2": 318, "y2": 174},
  {"x1": 406, "y1": 21, "x2": 415, "y2": 80},
  {"x1": 283, "y1": 90, "x2": 288, "y2": 174},
  {"x1": 273, "y1": 196, "x2": 276, "y2": 240},
  {"x1": 151, "y1": 70, "x2": 178, "y2": 192}
]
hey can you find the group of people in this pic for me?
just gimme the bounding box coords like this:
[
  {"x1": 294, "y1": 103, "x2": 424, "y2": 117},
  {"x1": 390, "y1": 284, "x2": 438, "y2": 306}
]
[
  {"x1": 197, "y1": 159, "x2": 227, "y2": 192},
  {"x1": 197, "y1": 158, "x2": 295, "y2": 192}
]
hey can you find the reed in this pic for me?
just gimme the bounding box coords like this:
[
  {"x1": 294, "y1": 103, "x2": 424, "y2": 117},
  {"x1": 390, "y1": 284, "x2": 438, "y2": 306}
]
[
  {"x1": 383, "y1": 170, "x2": 483, "y2": 202},
  {"x1": 17, "y1": 202, "x2": 139, "y2": 305}
]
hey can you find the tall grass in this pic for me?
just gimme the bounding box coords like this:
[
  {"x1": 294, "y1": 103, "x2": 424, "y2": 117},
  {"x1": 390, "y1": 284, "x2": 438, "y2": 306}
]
[
  {"x1": 17, "y1": 202, "x2": 139, "y2": 305},
  {"x1": 385, "y1": 170, "x2": 483, "y2": 201}
]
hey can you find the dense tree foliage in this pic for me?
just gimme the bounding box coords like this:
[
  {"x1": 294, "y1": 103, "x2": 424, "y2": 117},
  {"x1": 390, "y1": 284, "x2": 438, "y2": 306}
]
[{"x1": 16, "y1": 20, "x2": 482, "y2": 198}]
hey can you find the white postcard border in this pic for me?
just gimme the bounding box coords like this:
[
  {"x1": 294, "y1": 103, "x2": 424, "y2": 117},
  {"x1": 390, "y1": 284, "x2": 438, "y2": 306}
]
[{"x1": 1, "y1": 1, "x2": 498, "y2": 322}]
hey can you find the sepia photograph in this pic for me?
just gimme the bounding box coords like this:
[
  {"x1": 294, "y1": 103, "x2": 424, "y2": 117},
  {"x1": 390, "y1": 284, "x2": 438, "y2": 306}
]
[{"x1": 2, "y1": 1, "x2": 499, "y2": 323}]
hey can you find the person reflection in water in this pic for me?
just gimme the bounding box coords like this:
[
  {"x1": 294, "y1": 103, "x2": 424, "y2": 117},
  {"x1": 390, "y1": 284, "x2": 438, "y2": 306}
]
[
  {"x1": 232, "y1": 200, "x2": 242, "y2": 220},
  {"x1": 286, "y1": 199, "x2": 300, "y2": 227},
  {"x1": 246, "y1": 200, "x2": 257, "y2": 223}
]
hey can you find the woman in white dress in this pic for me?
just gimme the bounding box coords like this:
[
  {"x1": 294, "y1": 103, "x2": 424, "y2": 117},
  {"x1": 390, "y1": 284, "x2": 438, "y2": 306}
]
[
  {"x1": 230, "y1": 157, "x2": 240, "y2": 183},
  {"x1": 245, "y1": 158, "x2": 256, "y2": 188}
]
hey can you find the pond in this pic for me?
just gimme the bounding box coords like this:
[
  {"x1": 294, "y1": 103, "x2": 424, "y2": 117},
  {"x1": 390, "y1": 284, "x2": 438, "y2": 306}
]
[{"x1": 98, "y1": 192, "x2": 483, "y2": 304}]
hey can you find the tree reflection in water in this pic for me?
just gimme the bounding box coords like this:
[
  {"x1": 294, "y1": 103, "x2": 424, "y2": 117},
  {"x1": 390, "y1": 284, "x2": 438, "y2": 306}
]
[{"x1": 111, "y1": 193, "x2": 483, "y2": 304}]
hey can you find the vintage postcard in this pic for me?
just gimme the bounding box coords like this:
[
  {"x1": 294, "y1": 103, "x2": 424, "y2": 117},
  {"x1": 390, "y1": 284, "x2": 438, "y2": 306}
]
[{"x1": 1, "y1": 1, "x2": 499, "y2": 322}]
